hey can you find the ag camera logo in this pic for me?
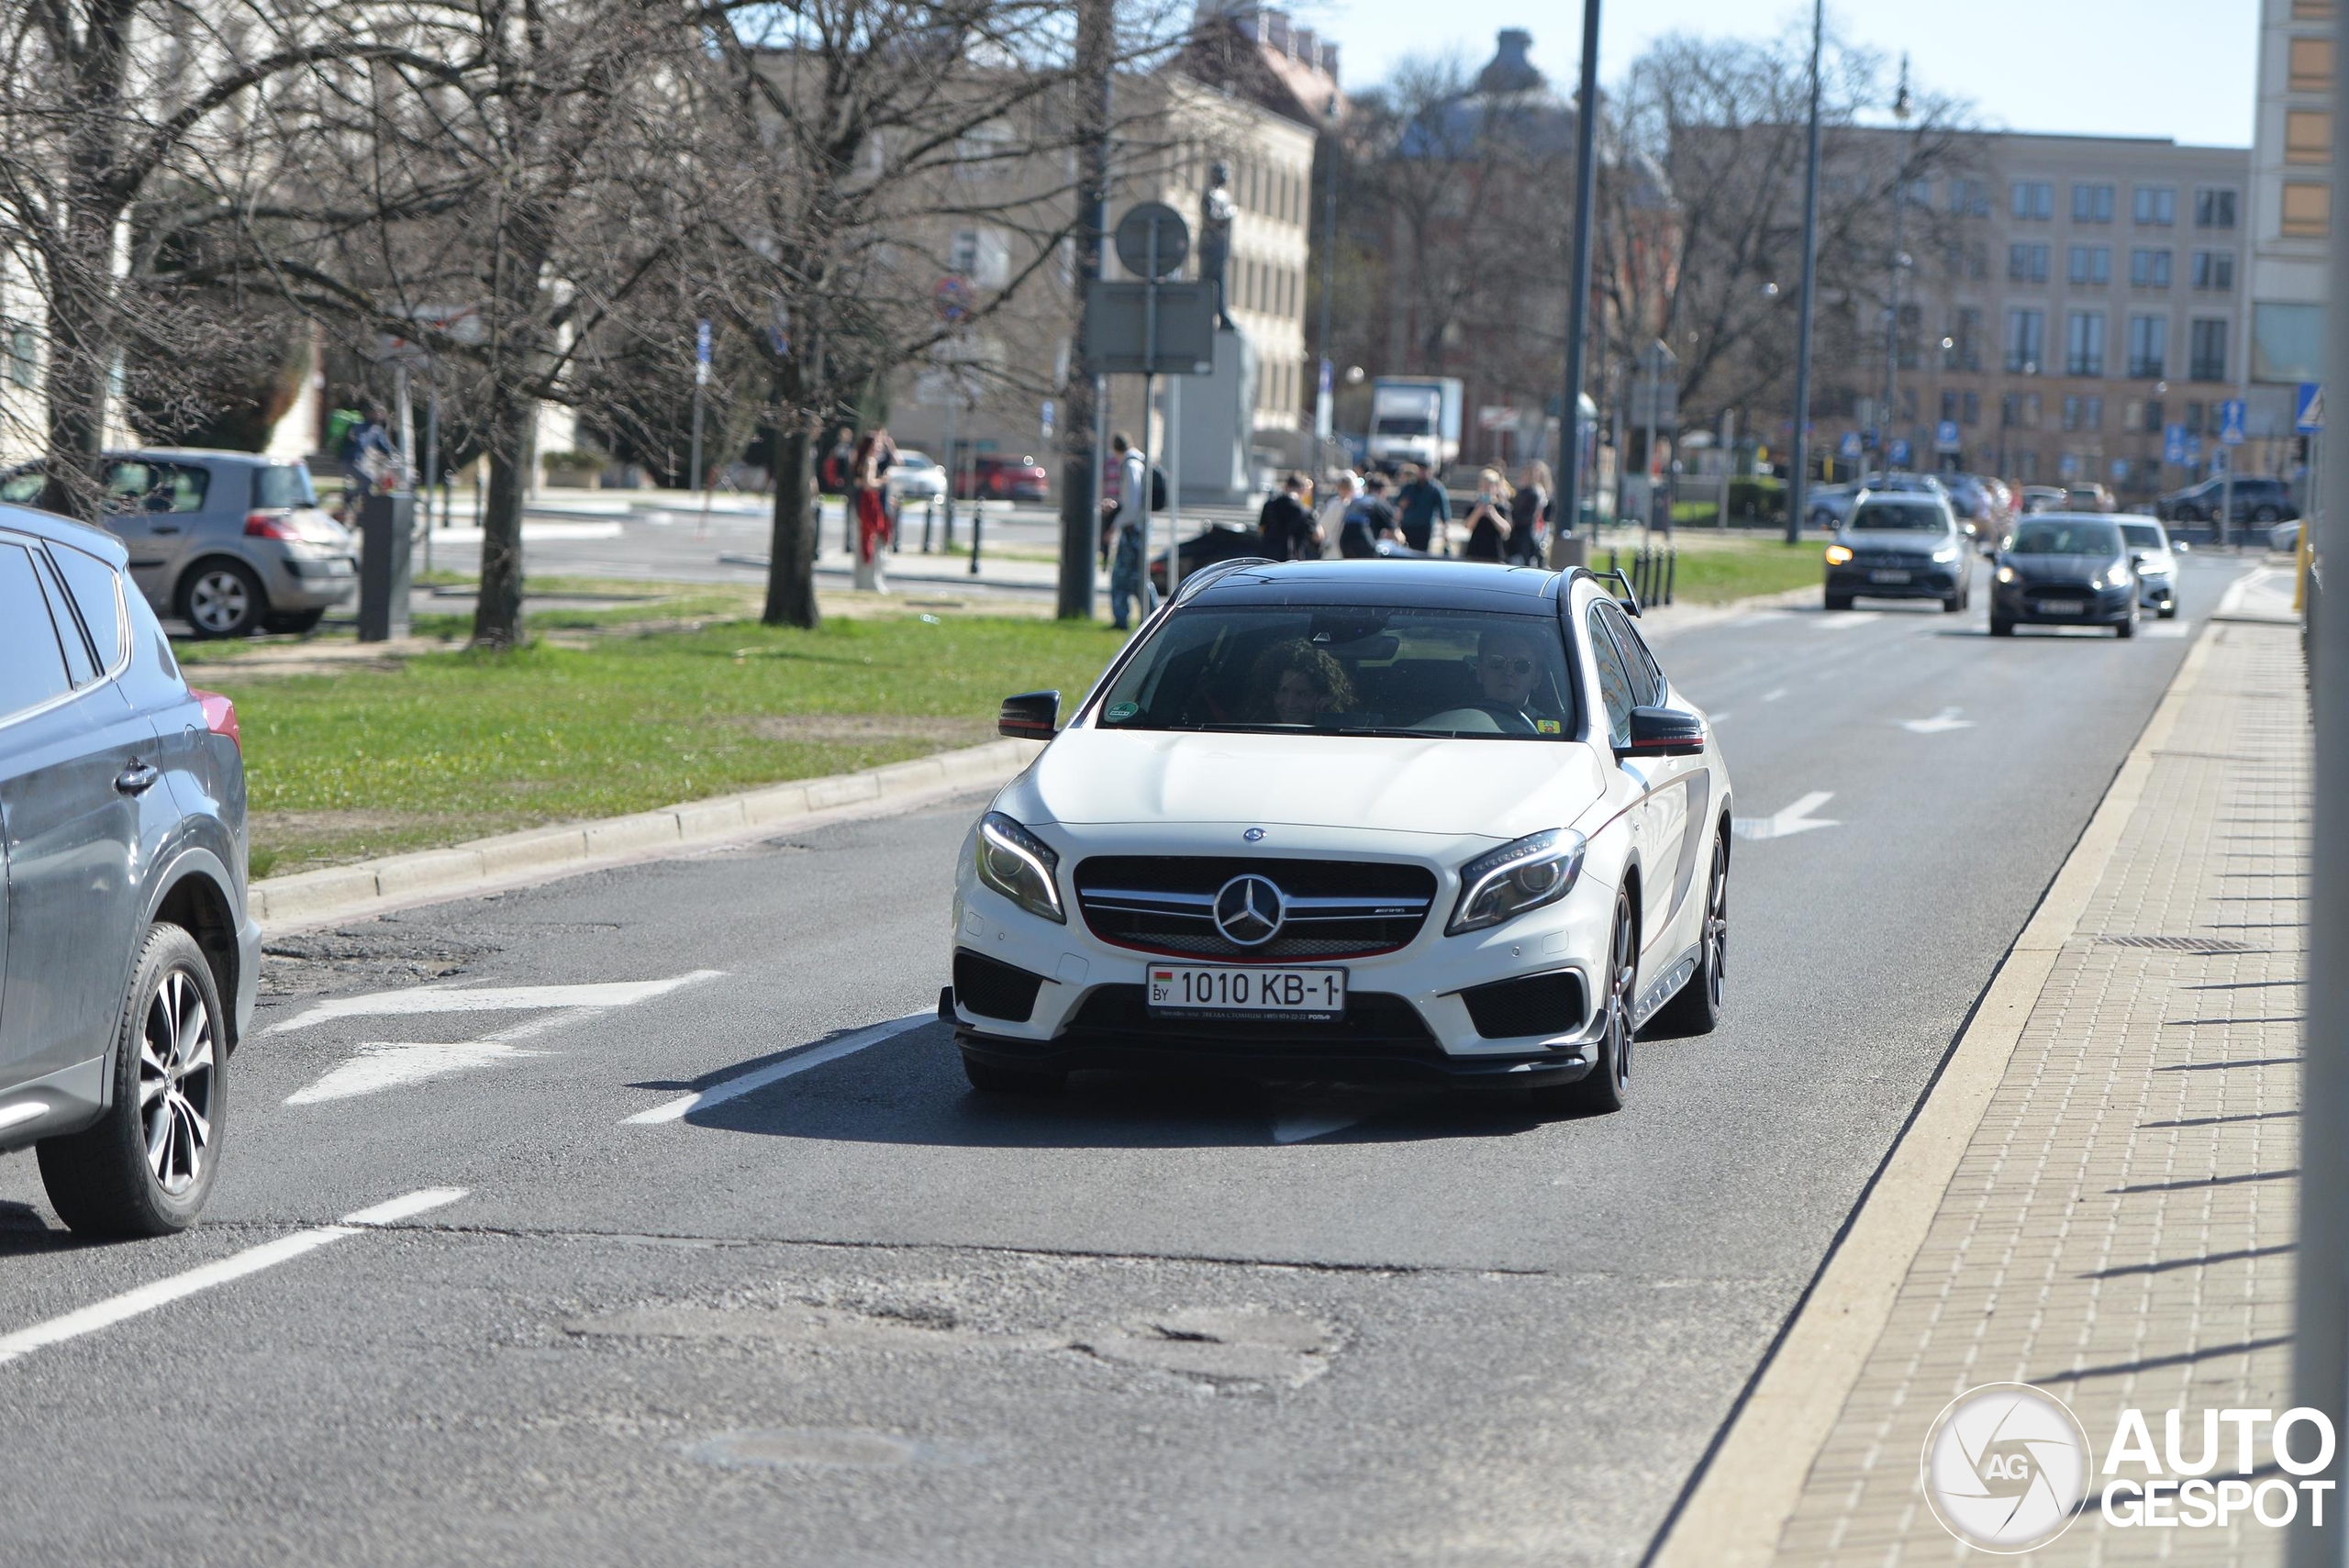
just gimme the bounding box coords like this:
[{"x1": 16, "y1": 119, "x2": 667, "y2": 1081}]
[{"x1": 1920, "y1": 1384, "x2": 2093, "y2": 1552}]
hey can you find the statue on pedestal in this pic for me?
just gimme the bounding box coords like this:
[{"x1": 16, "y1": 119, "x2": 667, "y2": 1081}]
[{"x1": 1197, "y1": 162, "x2": 1238, "y2": 332}]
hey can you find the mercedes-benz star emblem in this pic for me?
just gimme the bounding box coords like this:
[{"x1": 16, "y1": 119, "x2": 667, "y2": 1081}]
[
  {"x1": 1213, "y1": 874, "x2": 1286, "y2": 947},
  {"x1": 1242, "y1": 827, "x2": 1266, "y2": 842}
]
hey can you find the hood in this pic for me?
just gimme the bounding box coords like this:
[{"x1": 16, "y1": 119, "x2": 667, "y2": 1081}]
[
  {"x1": 997, "y1": 728, "x2": 1609, "y2": 842},
  {"x1": 2001, "y1": 551, "x2": 2123, "y2": 579}
]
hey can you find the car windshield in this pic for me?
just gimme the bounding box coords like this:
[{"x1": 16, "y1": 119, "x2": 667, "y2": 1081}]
[
  {"x1": 253, "y1": 462, "x2": 317, "y2": 508},
  {"x1": 1093, "y1": 605, "x2": 1580, "y2": 740},
  {"x1": 2120, "y1": 522, "x2": 2165, "y2": 550},
  {"x1": 2010, "y1": 520, "x2": 2123, "y2": 555},
  {"x1": 1849, "y1": 501, "x2": 1944, "y2": 531}
]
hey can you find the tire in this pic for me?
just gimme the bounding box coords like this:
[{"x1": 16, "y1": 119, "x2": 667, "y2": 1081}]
[
  {"x1": 1990, "y1": 615, "x2": 2015, "y2": 637},
  {"x1": 263, "y1": 607, "x2": 326, "y2": 635},
  {"x1": 2116, "y1": 610, "x2": 2136, "y2": 639},
  {"x1": 2158, "y1": 602, "x2": 2177, "y2": 620},
  {"x1": 176, "y1": 559, "x2": 268, "y2": 639},
  {"x1": 1942, "y1": 591, "x2": 1964, "y2": 613},
  {"x1": 1646, "y1": 831, "x2": 1728, "y2": 1039},
  {"x1": 1532, "y1": 889, "x2": 1635, "y2": 1118},
  {"x1": 961, "y1": 1052, "x2": 1064, "y2": 1095},
  {"x1": 1825, "y1": 593, "x2": 1854, "y2": 612},
  {"x1": 36, "y1": 924, "x2": 227, "y2": 1238},
  {"x1": 2254, "y1": 506, "x2": 2280, "y2": 524}
]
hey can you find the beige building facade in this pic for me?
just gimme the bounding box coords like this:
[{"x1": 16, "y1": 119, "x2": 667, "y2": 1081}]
[{"x1": 2245, "y1": 0, "x2": 2334, "y2": 467}]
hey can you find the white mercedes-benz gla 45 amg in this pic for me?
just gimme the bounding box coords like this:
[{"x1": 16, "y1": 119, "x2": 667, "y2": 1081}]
[{"x1": 945, "y1": 558, "x2": 1733, "y2": 1115}]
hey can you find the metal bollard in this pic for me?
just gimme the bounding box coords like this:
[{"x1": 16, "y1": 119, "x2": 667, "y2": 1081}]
[
  {"x1": 922, "y1": 498, "x2": 935, "y2": 553},
  {"x1": 968, "y1": 497, "x2": 984, "y2": 575}
]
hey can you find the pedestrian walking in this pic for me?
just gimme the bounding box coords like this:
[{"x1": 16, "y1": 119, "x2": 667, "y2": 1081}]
[
  {"x1": 1107, "y1": 431, "x2": 1150, "y2": 629},
  {"x1": 1395, "y1": 463, "x2": 1452, "y2": 555},
  {"x1": 1464, "y1": 468, "x2": 1514, "y2": 562},
  {"x1": 1257, "y1": 472, "x2": 1320, "y2": 562},
  {"x1": 821, "y1": 425, "x2": 854, "y2": 495},
  {"x1": 337, "y1": 402, "x2": 395, "y2": 526},
  {"x1": 1339, "y1": 473, "x2": 1399, "y2": 558},
  {"x1": 1317, "y1": 472, "x2": 1359, "y2": 553},
  {"x1": 849, "y1": 429, "x2": 895, "y2": 592},
  {"x1": 1508, "y1": 460, "x2": 1553, "y2": 565}
]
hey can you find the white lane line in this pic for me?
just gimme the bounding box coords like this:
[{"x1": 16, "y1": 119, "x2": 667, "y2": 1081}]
[
  {"x1": 2142, "y1": 622, "x2": 2190, "y2": 639},
  {"x1": 1816, "y1": 611, "x2": 1883, "y2": 630},
  {"x1": 0, "y1": 1188, "x2": 467, "y2": 1368},
  {"x1": 624, "y1": 1013, "x2": 933, "y2": 1125},
  {"x1": 1899, "y1": 706, "x2": 1975, "y2": 734},
  {"x1": 1732, "y1": 791, "x2": 1841, "y2": 841},
  {"x1": 1762, "y1": 686, "x2": 1787, "y2": 703},
  {"x1": 268, "y1": 972, "x2": 724, "y2": 1035},
  {"x1": 1709, "y1": 712, "x2": 1732, "y2": 726}
]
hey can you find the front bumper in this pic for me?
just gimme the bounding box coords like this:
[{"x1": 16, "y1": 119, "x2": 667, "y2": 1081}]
[
  {"x1": 1992, "y1": 581, "x2": 2136, "y2": 625},
  {"x1": 2136, "y1": 571, "x2": 2175, "y2": 609},
  {"x1": 1826, "y1": 562, "x2": 1962, "y2": 600}
]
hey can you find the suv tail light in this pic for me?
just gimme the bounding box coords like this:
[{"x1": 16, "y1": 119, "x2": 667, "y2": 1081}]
[
  {"x1": 244, "y1": 511, "x2": 300, "y2": 540},
  {"x1": 188, "y1": 687, "x2": 240, "y2": 751}
]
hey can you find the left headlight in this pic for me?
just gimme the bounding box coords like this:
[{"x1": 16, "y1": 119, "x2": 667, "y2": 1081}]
[
  {"x1": 1448, "y1": 828, "x2": 1586, "y2": 936},
  {"x1": 1931, "y1": 545, "x2": 1958, "y2": 563},
  {"x1": 1823, "y1": 544, "x2": 1854, "y2": 565},
  {"x1": 974, "y1": 811, "x2": 1065, "y2": 924}
]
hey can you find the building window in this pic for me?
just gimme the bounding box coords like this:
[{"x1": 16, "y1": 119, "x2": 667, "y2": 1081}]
[
  {"x1": 2017, "y1": 450, "x2": 2040, "y2": 480},
  {"x1": 2132, "y1": 184, "x2": 2176, "y2": 226},
  {"x1": 2130, "y1": 247, "x2": 2173, "y2": 287},
  {"x1": 2189, "y1": 319, "x2": 2228, "y2": 382},
  {"x1": 2082, "y1": 395, "x2": 2102, "y2": 429},
  {"x1": 2067, "y1": 245, "x2": 2110, "y2": 285},
  {"x1": 2281, "y1": 181, "x2": 2332, "y2": 238},
  {"x1": 1945, "y1": 240, "x2": 1987, "y2": 279},
  {"x1": 2194, "y1": 188, "x2": 2238, "y2": 229},
  {"x1": 2002, "y1": 392, "x2": 2043, "y2": 429},
  {"x1": 2288, "y1": 36, "x2": 2334, "y2": 94},
  {"x1": 2253, "y1": 301, "x2": 2325, "y2": 382},
  {"x1": 2006, "y1": 309, "x2": 2046, "y2": 374},
  {"x1": 2143, "y1": 398, "x2": 2165, "y2": 433},
  {"x1": 2011, "y1": 180, "x2": 2054, "y2": 221},
  {"x1": 2062, "y1": 395, "x2": 2083, "y2": 431},
  {"x1": 1942, "y1": 389, "x2": 1961, "y2": 424},
  {"x1": 2185, "y1": 400, "x2": 2206, "y2": 435},
  {"x1": 2071, "y1": 183, "x2": 2115, "y2": 223},
  {"x1": 2293, "y1": 0, "x2": 2333, "y2": 17},
  {"x1": 1944, "y1": 307, "x2": 1985, "y2": 371},
  {"x1": 1948, "y1": 178, "x2": 1990, "y2": 216},
  {"x1": 2286, "y1": 109, "x2": 2332, "y2": 164},
  {"x1": 2127, "y1": 315, "x2": 2168, "y2": 379},
  {"x1": 2189, "y1": 249, "x2": 2234, "y2": 290},
  {"x1": 2065, "y1": 312, "x2": 2107, "y2": 376},
  {"x1": 2008, "y1": 241, "x2": 2050, "y2": 283},
  {"x1": 3, "y1": 322, "x2": 34, "y2": 390}
]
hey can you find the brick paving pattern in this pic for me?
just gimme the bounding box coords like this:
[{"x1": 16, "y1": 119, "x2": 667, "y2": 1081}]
[{"x1": 1775, "y1": 621, "x2": 2311, "y2": 1566}]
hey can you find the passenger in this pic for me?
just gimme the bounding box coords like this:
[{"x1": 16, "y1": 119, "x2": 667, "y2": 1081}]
[
  {"x1": 1464, "y1": 467, "x2": 1515, "y2": 562},
  {"x1": 1249, "y1": 639, "x2": 1356, "y2": 727}
]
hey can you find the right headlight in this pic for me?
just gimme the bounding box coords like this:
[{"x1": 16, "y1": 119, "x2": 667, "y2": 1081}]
[
  {"x1": 1823, "y1": 544, "x2": 1854, "y2": 564},
  {"x1": 974, "y1": 811, "x2": 1065, "y2": 924},
  {"x1": 1448, "y1": 828, "x2": 1587, "y2": 936},
  {"x1": 1997, "y1": 564, "x2": 2017, "y2": 584}
]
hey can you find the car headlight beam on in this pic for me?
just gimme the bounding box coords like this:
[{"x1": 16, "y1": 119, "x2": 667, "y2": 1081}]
[
  {"x1": 975, "y1": 811, "x2": 1065, "y2": 924},
  {"x1": 1824, "y1": 544, "x2": 1853, "y2": 564},
  {"x1": 1997, "y1": 564, "x2": 2017, "y2": 584},
  {"x1": 1931, "y1": 545, "x2": 1958, "y2": 563},
  {"x1": 1448, "y1": 828, "x2": 1586, "y2": 936}
]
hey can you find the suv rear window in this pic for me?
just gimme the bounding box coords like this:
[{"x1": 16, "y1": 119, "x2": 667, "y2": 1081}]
[{"x1": 253, "y1": 462, "x2": 317, "y2": 508}]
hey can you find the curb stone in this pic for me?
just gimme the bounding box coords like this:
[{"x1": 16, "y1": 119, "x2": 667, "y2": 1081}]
[{"x1": 250, "y1": 737, "x2": 1044, "y2": 932}]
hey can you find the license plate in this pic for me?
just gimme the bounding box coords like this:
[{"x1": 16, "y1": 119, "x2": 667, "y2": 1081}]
[
  {"x1": 1869, "y1": 569, "x2": 1910, "y2": 584},
  {"x1": 2040, "y1": 598, "x2": 2085, "y2": 614},
  {"x1": 1147, "y1": 965, "x2": 1346, "y2": 1018}
]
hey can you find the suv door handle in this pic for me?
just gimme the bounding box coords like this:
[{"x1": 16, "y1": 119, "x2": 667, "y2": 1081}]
[
  {"x1": 149, "y1": 525, "x2": 181, "y2": 535},
  {"x1": 115, "y1": 763, "x2": 160, "y2": 795}
]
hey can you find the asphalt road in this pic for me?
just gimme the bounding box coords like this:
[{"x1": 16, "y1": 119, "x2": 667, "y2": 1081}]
[{"x1": 0, "y1": 552, "x2": 2248, "y2": 1565}]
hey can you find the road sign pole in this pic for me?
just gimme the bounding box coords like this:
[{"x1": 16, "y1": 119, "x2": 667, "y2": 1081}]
[
  {"x1": 942, "y1": 395, "x2": 958, "y2": 550},
  {"x1": 1786, "y1": 0, "x2": 1824, "y2": 546},
  {"x1": 1141, "y1": 217, "x2": 1160, "y2": 607},
  {"x1": 1553, "y1": 0, "x2": 1601, "y2": 556}
]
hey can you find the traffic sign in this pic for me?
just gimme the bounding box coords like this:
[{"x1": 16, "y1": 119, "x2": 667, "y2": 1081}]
[
  {"x1": 2219, "y1": 397, "x2": 2246, "y2": 446},
  {"x1": 1839, "y1": 430, "x2": 1863, "y2": 460},
  {"x1": 2185, "y1": 434, "x2": 2203, "y2": 462},
  {"x1": 2162, "y1": 422, "x2": 2190, "y2": 465},
  {"x1": 1889, "y1": 438, "x2": 1910, "y2": 466},
  {"x1": 2297, "y1": 381, "x2": 2324, "y2": 433},
  {"x1": 695, "y1": 319, "x2": 711, "y2": 386},
  {"x1": 2059, "y1": 452, "x2": 2079, "y2": 479},
  {"x1": 1935, "y1": 419, "x2": 1961, "y2": 454},
  {"x1": 1040, "y1": 398, "x2": 1055, "y2": 439},
  {"x1": 1114, "y1": 202, "x2": 1190, "y2": 280},
  {"x1": 935, "y1": 273, "x2": 976, "y2": 324},
  {"x1": 2210, "y1": 447, "x2": 2229, "y2": 475}
]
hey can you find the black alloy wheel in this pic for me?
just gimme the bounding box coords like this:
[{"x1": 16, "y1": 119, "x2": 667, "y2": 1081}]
[{"x1": 1648, "y1": 831, "x2": 1728, "y2": 1038}]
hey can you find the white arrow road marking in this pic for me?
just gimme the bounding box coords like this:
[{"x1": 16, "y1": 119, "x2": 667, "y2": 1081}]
[
  {"x1": 287, "y1": 1038, "x2": 551, "y2": 1106},
  {"x1": 626, "y1": 1013, "x2": 932, "y2": 1125},
  {"x1": 268, "y1": 972, "x2": 724, "y2": 1035},
  {"x1": 1816, "y1": 611, "x2": 1882, "y2": 630},
  {"x1": 1762, "y1": 687, "x2": 1788, "y2": 703},
  {"x1": 0, "y1": 1188, "x2": 466, "y2": 1368},
  {"x1": 1900, "y1": 706, "x2": 1976, "y2": 734},
  {"x1": 1709, "y1": 712, "x2": 1731, "y2": 726},
  {"x1": 1732, "y1": 791, "x2": 1841, "y2": 841},
  {"x1": 2142, "y1": 622, "x2": 2189, "y2": 639}
]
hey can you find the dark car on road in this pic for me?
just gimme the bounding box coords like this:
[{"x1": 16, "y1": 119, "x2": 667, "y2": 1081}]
[
  {"x1": 2156, "y1": 474, "x2": 2298, "y2": 527},
  {"x1": 0, "y1": 450, "x2": 356, "y2": 639},
  {"x1": 1991, "y1": 514, "x2": 2142, "y2": 638},
  {"x1": 0, "y1": 503, "x2": 258, "y2": 1235},
  {"x1": 1822, "y1": 490, "x2": 1972, "y2": 612},
  {"x1": 957, "y1": 453, "x2": 1051, "y2": 502}
]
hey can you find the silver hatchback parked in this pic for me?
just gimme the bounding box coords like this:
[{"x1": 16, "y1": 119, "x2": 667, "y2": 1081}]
[{"x1": 0, "y1": 449, "x2": 357, "y2": 638}]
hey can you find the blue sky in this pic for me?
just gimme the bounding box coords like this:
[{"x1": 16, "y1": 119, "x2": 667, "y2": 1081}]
[{"x1": 1308, "y1": 0, "x2": 2262, "y2": 148}]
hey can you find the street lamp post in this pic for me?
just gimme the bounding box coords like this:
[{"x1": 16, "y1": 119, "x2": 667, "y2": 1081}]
[
  {"x1": 1785, "y1": 0, "x2": 1824, "y2": 546},
  {"x1": 1882, "y1": 56, "x2": 1914, "y2": 480},
  {"x1": 1315, "y1": 91, "x2": 1340, "y2": 465},
  {"x1": 1553, "y1": 0, "x2": 1603, "y2": 557}
]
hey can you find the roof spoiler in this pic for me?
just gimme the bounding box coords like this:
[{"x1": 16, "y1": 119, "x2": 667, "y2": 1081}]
[
  {"x1": 1568, "y1": 563, "x2": 1642, "y2": 617},
  {"x1": 1171, "y1": 555, "x2": 1275, "y2": 605}
]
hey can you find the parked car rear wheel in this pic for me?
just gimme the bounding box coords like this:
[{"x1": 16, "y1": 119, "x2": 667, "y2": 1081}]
[
  {"x1": 178, "y1": 559, "x2": 268, "y2": 639},
  {"x1": 2253, "y1": 505, "x2": 2280, "y2": 524},
  {"x1": 37, "y1": 923, "x2": 227, "y2": 1237}
]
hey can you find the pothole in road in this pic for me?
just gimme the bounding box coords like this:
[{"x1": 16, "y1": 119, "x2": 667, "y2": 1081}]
[
  {"x1": 260, "y1": 921, "x2": 505, "y2": 996},
  {"x1": 680, "y1": 1428, "x2": 980, "y2": 1471},
  {"x1": 567, "y1": 1303, "x2": 1063, "y2": 1353},
  {"x1": 1075, "y1": 1307, "x2": 1341, "y2": 1389}
]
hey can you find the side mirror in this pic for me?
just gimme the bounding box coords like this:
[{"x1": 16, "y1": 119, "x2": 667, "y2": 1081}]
[
  {"x1": 1619, "y1": 705, "x2": 1704, "y2": 759},
  {"x1": 997, "y1": 690, "x2": 1061, "y2": 740}
]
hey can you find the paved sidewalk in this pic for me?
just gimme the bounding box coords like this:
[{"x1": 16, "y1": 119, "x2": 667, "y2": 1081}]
[{"x1": 1765, "y1": 615, "x2": 2310, "y2": 1563}]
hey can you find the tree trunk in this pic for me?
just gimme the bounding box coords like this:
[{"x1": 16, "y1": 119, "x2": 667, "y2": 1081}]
[
  {"x1": 38, "y1": 267, "x2": 110, "y2": 524},
  {"x1": 473, "y1": 384, "x2": 531, "y2": 647},
  {"x1": 763, "y1": 401, "x2": 819, "y2": 628}
]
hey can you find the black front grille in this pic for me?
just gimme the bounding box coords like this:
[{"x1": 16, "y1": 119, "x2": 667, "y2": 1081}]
[
  {"x1": 1459, "y1": 972, "x2": 1586, "y2": 1040},
  {"x1": 954, "y1": 950, "x2": 1046, "y2": 1022},
  {"x1": 1066, "y1": 985, "x2": 1436, "y2": 1048},
  {"x1": 1074, "y1": 856, "x2": 1438, "y2": 960},
  {"x1": 2022, "y1": 581, "x2": 2098, "y2": 605}
]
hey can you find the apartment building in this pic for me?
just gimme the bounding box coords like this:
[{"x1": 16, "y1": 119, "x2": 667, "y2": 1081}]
[
  {"x1": 2245, "y1": 0, "x2": 2334, "y2": 473},
  {"x1": 1842, "y1": 133, "x2": 2252, "y2": 500}
]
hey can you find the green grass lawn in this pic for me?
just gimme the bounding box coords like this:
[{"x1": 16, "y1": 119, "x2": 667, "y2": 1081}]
[
  {"x1": 1587, "y1": 531, "x2": 1826, "y2": 605},
  {"x1": 215, "y1": 615, "x2": 1126, "y2": 877}
]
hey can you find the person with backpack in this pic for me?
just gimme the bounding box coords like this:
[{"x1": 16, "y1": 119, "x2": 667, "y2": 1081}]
[{"x1": 1105, "y1": 431, "x2": 1150, "y2": 629}]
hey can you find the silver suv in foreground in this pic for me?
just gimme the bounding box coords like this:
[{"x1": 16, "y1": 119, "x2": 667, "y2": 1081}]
[
  {"x1": 0, "y1": 503, "x2": 259, "y2": 1234},
  {"x1": 1, "y1": 449, "x2": 356, "y2": 638}
]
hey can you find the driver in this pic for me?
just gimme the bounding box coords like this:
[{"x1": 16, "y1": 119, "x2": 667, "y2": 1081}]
[{"x1": 1476, "y1": 625, "x2": 1542, "y2": 710}]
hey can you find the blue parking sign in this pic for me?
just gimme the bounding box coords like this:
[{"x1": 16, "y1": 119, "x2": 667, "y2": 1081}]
[
  {"x1": 2297, "y1": 382, "x2": 2324, "y2": 433},
  {"x1": 1935, "y1": 419, "x2": 1961, "y2": 453},
  {"x1": 2219, "y1": 397, "x2": 2246, "y2": 446},
  {"x1": 2162, "y1": 422, "x2": 2189, "y2": 465},
  {"x1": 1838, "y1": 430, "x2": 1863, "y2": 460},
  {"x1": 1889, "y1": 438, "x2": 1910, "y2": 466}
]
